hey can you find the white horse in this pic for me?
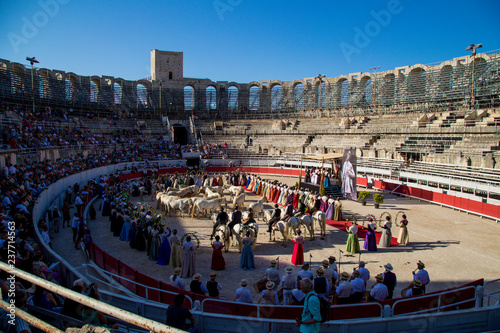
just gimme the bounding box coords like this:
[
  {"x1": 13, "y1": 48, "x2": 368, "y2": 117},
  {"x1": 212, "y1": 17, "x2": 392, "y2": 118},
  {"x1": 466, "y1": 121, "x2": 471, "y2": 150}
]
[
  {"x1": 232, "y1": 193, "x2": 245, "y2": 209},
  {"x1": 248, "y1": 195, "x2": 267, "y2": 219},
  {"x1": 312, "y1": 210, "x2": 327, "y2": 236},
  {"x1": 288, "y1": 214, "x2": 314, "y2": 240},
  {"x1": 263, "y1": 209, "x2": 289, "y2": 247}
]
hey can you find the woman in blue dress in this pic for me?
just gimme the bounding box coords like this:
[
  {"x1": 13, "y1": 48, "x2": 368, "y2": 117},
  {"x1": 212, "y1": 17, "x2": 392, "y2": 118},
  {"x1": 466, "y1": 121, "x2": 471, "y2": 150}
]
[
  {"x1": 157, "y1": 228, "x2": 172, "y2": 265},
  {"x1": 119, "y1": 214, "x2": 131, "y2": 241},
  {"x1": 239, "y1": 231, "x2": 255, "y2": 270},
  {"x1": 324, "y1": 169, "x2": 331, "y2": 188}
]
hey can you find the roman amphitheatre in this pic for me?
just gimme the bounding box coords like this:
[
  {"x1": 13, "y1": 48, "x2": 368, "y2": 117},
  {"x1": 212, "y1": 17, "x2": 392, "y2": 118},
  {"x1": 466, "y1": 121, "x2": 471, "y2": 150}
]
[{"x1": 1, "y1": 49, "x2": 500, "y2": 332}]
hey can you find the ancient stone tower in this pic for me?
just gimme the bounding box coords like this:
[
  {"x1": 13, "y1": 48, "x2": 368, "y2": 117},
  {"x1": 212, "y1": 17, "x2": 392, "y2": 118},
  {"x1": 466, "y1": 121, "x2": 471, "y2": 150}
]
[{"x1": 150, "y1": 49, "x2": 183, "y2": 82}]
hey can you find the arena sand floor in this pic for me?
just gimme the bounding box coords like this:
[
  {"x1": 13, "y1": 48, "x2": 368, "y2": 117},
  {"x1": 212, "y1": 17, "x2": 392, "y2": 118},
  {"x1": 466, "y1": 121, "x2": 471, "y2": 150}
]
[{"x1": 52, "y1": 175, "x2": 500, "y2": 303}]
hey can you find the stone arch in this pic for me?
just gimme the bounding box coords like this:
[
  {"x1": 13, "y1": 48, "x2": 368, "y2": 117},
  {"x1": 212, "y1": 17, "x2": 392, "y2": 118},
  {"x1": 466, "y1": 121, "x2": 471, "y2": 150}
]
[
  {"x1": 408, "y1": 67, "x2": 427, "y2": 103},
  {"x1": 316, "y1": 81, "x2": 326, "y2": 108},
  {"x1": 338, "y1": 78, "x2": 349, "y2": 107},
  {"x1": 271, "y1": 84, "x2": 282, "y2": 111},
  {"x1": 249, "y1": 85, "x2": 260, "y2": 111},
  {"x1": 228, "y1": 85, "x2": 238, "y2": 110},
  {"x1": 113, "y1": 81, "x2": 122, "y2": 104},
  {"x1": 137, "y1": 83, "x2": 148, "y2": 106},
  {"x1": 439, "y1": 65, "x2": 453, "y2": 93},
  {"x1": 360, "y1": 75, "x2": 372, "y2": 107},
  {"x1": 184, "y1": 85, "x2": 195, "y2": 111},
  {"x1": 206, "y1": 85, "x2": 217, "y2": 110},
  {"x1": 294, "y1": 83, "x2": 304, "y2": 110},
  {"x1": 90, "y1": 79, "x2": 100, "y2": 103}
]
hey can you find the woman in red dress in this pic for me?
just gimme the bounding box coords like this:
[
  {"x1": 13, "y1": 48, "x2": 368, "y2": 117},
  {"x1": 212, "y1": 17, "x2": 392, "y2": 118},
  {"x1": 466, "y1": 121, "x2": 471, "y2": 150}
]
[
  {"x1": 211, "y1": 235, "x2": 226, "y2": 270},
  {"x1": 291, "y1": 229, "x2": 304, "y2": 265}
]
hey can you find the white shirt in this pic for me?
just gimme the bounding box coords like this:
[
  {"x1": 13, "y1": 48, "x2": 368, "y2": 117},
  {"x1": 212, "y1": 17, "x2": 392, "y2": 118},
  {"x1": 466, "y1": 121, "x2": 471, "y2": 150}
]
[
  {"x1": 169, "y1": 275, "x2": 185, "y2": 290},
  {"x1": 370, "y1": 283, "x2": 389, "y2": 301},
  {"x1": 235, "y1": 287, "x2": 253, "y2": 303},
  {"x1": 358, "y1": 267, "x2": 370, "y2": 283}
]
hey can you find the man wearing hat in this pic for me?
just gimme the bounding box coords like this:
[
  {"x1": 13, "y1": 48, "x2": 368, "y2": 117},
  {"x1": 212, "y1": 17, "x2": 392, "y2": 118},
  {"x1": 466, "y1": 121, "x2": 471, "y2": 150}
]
[
  {"x1": 190, "y1": 273, "x2": 208, "y2": 296},
  {"x1": 382, "y1": 263, "x2": 397, "y2": 299},
  {"x1": 212, "y1": 206, "x2": 229, "y2": 235},
  {"x1": 370, "y1": 274, "x2": 389, "y2": 302},
  {"x1": 313, "y1": 267, "x2": 330, "y2": 300},
  {"x1": 328, "y1": 256, "x2": 339, "y2": 283},
  {"x1": 235, "y1": 279, "x2": 253, "y2": 303},
  {"x1": 265, "y1": 260, "x2": 280, "y2": 289},
  {"x1": 350, "y1": 270, "x2": 365, "y2": 303},
  {"x1": 357, "y1": 261, "x2": 370, "y2": 286},
  {"x1": 228, "y1": 205, "x2": 242, "y2": 234},
  {"x1": 413, "y1": 261, "x2": 430, "y2": 292},
  {"x1": 280, "y1": 266, "x2": 297, "y2": 305},
  {"x1": 297, "y1": 263, "x2": 313, "y2": 283},
  {"x1": 405, "y1": 279, "x2": 424, "y2": 297},
  {"x1": 321, "y1": 260, "x2": 333, "y2": 294},
  {"x1": 336, "y1": 272, "x2": 353, "y2": 304},
  {"x1": 169, "y1": 267, "x2": 185, "y2": 290},
  {"x1": 261, "y1": 281, "x2": 279, "y2": 305},
  {"x1": 267, "y1": 204, "x2": 282, "y2": 233},
  {"x1": 206, "y1": 272, "x2": 222, "y2": 298}
]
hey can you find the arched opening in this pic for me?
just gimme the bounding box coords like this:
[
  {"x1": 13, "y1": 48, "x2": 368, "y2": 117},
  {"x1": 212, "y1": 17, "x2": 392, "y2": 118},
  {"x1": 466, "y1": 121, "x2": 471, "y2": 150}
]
[
  {"x1": 271, "y1": 85, "x2": 281, "y2": 111},
  {"x1": 172, "y1": 124, "x2": 188, "y2": 145},
  {"x1": 114, "y1": 82, "x2": 122, "y2": 104},
  {"x1": 362, "y1": 77, "x2": 373, "y2": 107},
  {"x1": 249, "y1": 86, "x2": 260, "y2": 111},
  {"x1": 206, "y1": 86, "x2": 217, "y2": 110},
  {"x1": 38, "y1": 74, "x2": 46, "y2": 99},
  {"x1": 90, "y1": 80, "x2": 98, "y2": 103},
  {"x1": 137, "y1": 83, "x2": 148, "y2": 106},
  {"x1": 294, "y1": 83, "x2": 304, "y2": 110},
  {"x1": 317, "y1": 81, "x2": 326, "y2": 108},
  {"x1": 169, "y1": 71, "x2": 173, "y2": 80},
  {"x1": 184, "y1": 86, "x2": 194, "y2": 111},
  {"x1": 340, "y1": 79, "x2": 349, "y2": 107},
  {"x1": 228, "y1": 86, "x2": 238, "y2": 110},
  {"x1": 65, "y1": 79, "x2": 72, "y2": 100},
  {"x1": 408, "y1": 68, "x2": 426, "y2": 103}
]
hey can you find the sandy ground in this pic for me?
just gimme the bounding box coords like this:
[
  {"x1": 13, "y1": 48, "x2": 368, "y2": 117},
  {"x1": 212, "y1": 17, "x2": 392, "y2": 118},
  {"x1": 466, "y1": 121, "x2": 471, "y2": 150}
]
[{"x1": 53, "y1": 176, "x2": 500, "y2": 303}]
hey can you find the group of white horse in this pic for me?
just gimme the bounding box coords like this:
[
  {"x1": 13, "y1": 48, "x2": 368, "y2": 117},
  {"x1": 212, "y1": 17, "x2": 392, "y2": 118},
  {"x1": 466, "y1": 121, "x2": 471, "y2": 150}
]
[{"x1": 151, "y1": 182, "x2": 327, "y2": 253}]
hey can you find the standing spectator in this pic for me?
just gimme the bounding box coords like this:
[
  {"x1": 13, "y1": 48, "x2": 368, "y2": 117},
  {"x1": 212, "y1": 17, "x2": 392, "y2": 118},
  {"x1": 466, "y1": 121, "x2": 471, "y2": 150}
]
[
  {"x1": 206, "y1": 272, "x2": 222, "y2": 298},
  {"x1": 190, "y1": 273, "x2": 208, "y2": 295},
  {"x1": 74, "y1": 192, "x2": 83, "y2": 217},
  {"x1": 66, "y1": 185, "x2": 73, "y2": 204},
  {"x1": 181, "y1": 235, "x2": 197, "y2": 278},
  {"x1": 313, "y1": 268, "x2": 329, "y2": 301},
  {"x1": 281, "y1": 266, "x2": 296, "y2": 305},
  {"x1": 74, "y1": 217, "x2": 86, "y2": 249},
  {"x1": 62, "y1": 200, "x2": 71, "y2": 228},
  {"x1": 350, "y1": 270, "x2": 365, "y2": 303},
  {"x1": 169, "y1": 268, "x2": 185, "y2": 290},
  {"x1": 265, "y1": 260, "x2": 280, "y2": 289},
  {"x1": 413, "y1": 261, "x2": 430, "y2": 292},
  {"x1": 52, "y1": 206, "x2": 61, "y2": 233},
  {"x1": 261, "y1": 281, "x2": 279, "y2": 305},
  {"x1": 165, "y1": 294, "x2": 195, "y2": 332},
  {"x1": 335, "y1": 272, "x2": 352, "y2": 304},
  {"x1": 235, "y1": 279, "x2": 253, "y2": 304},
  {"x1": 357, "y1": 261, "x2": 370, "y2": 286},
  {"x1": 295, "y1": 278, "x2": 321, "y2": 333},
  {"x1": 382, "y1": 263, "x2": 397, "y2": 299},
  {"x1": 370, "y1": 274, "x2": 389, "y2": 302}
]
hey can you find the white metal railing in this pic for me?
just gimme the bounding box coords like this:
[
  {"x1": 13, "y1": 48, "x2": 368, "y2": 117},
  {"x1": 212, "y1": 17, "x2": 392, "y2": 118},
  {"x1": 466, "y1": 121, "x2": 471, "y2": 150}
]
[{"x1": 0, "y1": 262, "x2": 183, "y2": 332}]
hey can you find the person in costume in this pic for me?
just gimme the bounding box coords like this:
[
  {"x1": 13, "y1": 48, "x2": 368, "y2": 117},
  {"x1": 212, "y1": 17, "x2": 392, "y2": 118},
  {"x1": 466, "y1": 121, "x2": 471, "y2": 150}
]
[
  {"x1": 211, "y1": 235, "x2": 226, "y2": 270},
  {"x1": 397, "y1": 214, "x2": 409, "y2": 245},
  {"x1": 181, "y1": 235, "x2": 197, "y2": 278},
  {"x1": 291, "y1": 228, "x2": 304, "y2": 265},
  {"x1": 169, "y1": 229, "x2": 182, "y2": 268},
  {"x1": 378, "y1": 215, "x2": 392, "y2": 248},
  {"x1": 239, "y1": 231, "x2": 255, "y2": 270},
  {"x1": 363, "y1": 217, "x2": 378, "y2": 251},
  {"x1": 346, "y1": 221, "x2": 360, "y2": 256},
  {"x1": 156, "y1": 227, "x2": 172, "y2": 265}
]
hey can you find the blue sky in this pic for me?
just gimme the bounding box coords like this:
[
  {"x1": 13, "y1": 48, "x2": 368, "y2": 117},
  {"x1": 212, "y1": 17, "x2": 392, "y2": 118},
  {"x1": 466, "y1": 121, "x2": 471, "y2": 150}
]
[{"x1": 1, "y1": 0, "x2": 499, "y2": 83}]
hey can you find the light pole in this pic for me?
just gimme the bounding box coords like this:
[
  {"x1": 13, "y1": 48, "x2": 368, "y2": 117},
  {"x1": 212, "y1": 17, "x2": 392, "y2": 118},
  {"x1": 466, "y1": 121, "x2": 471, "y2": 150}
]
[
  {"x1": 370, "y1": 66, "x2": 380, "y2": 111},
  {"x1": 465, "y1": 43, "x2": 482, "y2": 109},
  {"x1": 26, "y1": 56, "x2": 39, "y2": 113}
]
